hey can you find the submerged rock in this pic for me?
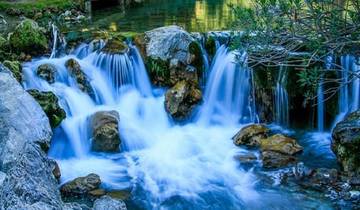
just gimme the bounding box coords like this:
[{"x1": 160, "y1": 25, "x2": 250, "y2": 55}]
[
  {"x1": 65, "y1": 58, "x2": 94, "y2": 97},
  {"x1": 332, "y1": 110, "x2": 360, "y2": 174},
  {"x1": 9, "y1": 19, "x2": 48, "y2": 55},
  {"x1": 0, "y1": 64, "x2": 64, "y2": 209},
  {"x1": 27, "y1": 89, "x2": 66, "y2": 129},
  {"x1": 93, "y1": 195, "x2": 127, "y2": 210},
  {"x1": 261, "y1": 150, "x2": 296, "y2": 168},
  {"x1": 90, "y1": 111, "x2": 121, "y2": 153},
  {"x1": 3, "y1": 60, "x2": 22, "y2": 82},
  {"x1": 165, "y1": 80, "x2": 202, "y2": 120},
  {"x1": 101, "y1": 39, "x2": 129, "y2": 54},
  {"x1": 260, "y1": 134, "x2": 303, "y2": 155},
  {"x1": 37, "y1": 63, "x2": 57, "y2": 83},
  {"x1": 60, "y1": 173, "x2": 101, "y2": 197},
  {"x1": 232, "y1": 124, "x2": 269, "y2": 147}
]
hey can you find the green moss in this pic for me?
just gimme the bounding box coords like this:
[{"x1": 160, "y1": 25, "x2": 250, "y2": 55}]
[
  {"x1": 205, "y1": 36, "x2": 216, "y2": 59},
  {"x1": 3, "y1": 60, "x2": 22, "y2": 82},
  {"x1": 188, "y1": 41, "x2": 203, "y2": 78},
  {"x1": 9, "y1": 19, "x2": 48, "y2": 55},
  {"x1": 27, "y1": 89, "x2": 66, "y2": 128},
  {"x1": 146, "y1": 57, "x2": 170, "y2": 86},
  {"x1": 101, "y1": 39, "x2": 128, "y2": 54}
]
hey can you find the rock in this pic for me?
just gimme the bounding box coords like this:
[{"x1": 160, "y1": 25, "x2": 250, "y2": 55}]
[
  {"x1": 36, "y1": 63, "x2": 57, "y2": 83},
  {"x1": 65, "y1": 58, "x2": 94, "y2": 97},
  {"x1": 27, "y1": 89, "x2": 66, "y2": 129},
  {"x1": 232, "y1": 124, "x2": 269, "y2": 147},
  {"x1": 332, "y1": 110, "x2": 360, "y2": 174},
  {"x1": 299, "y1": 168, "x2": 339, "y2": 191},
  {"x1": 260, "y1": 134, "x2": 303, "y2": 155},
  {"x1": 107, "y1": 190, "x2": 131, "y2": 200},
  {"x1": 9, "y1": 19, "x2": 48, "y2": 55},
  {"x1": 140, "y1": 26, "x2": 203, "y2": 86},
  {"x1": 93, "y1": 196, "x2": 127, "y2": 210},
  {"x1": 89, "y1": 189, "x2": 106, "y2": 198},
  {"x1": 60, "y1": 173, "x2": 101, "y2": 197},
  {"x1": 261, "y1": 151, "x2": 297, "y2": 168},
  {"x1": 165, "y1": 80, "x2": 202, "y2": 120},
  {"x1": 90, "y1": 111, "x2": 121, "y2": 153},
  {"x1": 50, "y1": 159, "x2": 61, "y2": 181},
  {"x1": 101, "y1": 39, "x2": 129, "y2": 54},
  {"x1": 234, "y1": 153, "x2": 258, "y2": 164},
  {"x1": 3, "y1": 60, "x2": 22, "y2": 82},
  {"x1": 0, "y1": 64, "x2": 63, "y2": 209}
]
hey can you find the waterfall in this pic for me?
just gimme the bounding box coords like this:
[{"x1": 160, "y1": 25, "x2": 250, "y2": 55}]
[
  {"x1": 274, "y1": 65, "x2": 289, "y2": 126},
  {"x1": 197, "y1": 45, "x2": 257, "y2": 125},
  {"x1": 50, "y1": 24, "x2": 66, "y2": 59},
  {"x1": 332, "y1": 55, "x2": 360, "y2": 128}
]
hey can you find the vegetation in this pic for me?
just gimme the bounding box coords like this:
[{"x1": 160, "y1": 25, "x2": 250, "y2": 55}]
[
  {"x1": 0, "y1": 0, "x2": 77, "y2": 14},
  {"x1": 231, "y1": 0, "x2": 360, "y2": 102}
]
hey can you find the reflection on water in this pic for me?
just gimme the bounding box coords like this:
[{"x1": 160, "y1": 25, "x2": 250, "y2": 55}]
[{"x1": 92, "y1": 0, "x2": 249, "y2": 32}]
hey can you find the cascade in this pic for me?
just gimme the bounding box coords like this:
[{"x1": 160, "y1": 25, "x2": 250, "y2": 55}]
[
  {"x1": 196, "y1": 45, "x2": 257, "y2": 125},
  {"x1": 274, "y1": 65, "x2": 289, "y2": 126},
  {"x1": 50, "y1": 24, "x2": 66, "y2": 59}
]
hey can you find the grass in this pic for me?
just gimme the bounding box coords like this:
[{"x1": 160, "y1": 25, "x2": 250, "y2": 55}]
[{"x1": 0, "y1": 0, "x2": 78, "y2": 13}]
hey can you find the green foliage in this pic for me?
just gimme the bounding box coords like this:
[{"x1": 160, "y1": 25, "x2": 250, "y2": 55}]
[
  {"x1": 297, "y1": 66, "x2": 321, "y2": 103},
  {"x1": 0, "y1": 0, "x2": 77, "y2": 14},
  {"x1": 147, "y1": 58, "x2": 169, "y2": 79}
]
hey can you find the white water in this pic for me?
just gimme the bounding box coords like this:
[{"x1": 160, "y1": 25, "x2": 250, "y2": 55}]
[
  {"x1": 274, "y1": 66, "x2": 289, "y2": 126},
  {"x1": 22, "y1": 39, "x2": 334, "y2": 209}
]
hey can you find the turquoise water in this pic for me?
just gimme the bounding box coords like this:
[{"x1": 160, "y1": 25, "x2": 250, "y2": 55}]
[{"x1": 92, "y1": 0, "x2": 248, "y2": 32}]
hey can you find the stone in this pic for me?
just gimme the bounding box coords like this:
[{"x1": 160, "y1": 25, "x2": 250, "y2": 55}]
[
  {"x1": 298, "y1": 168, "x2": 339, "y2": 191},
  {"x1": 60, "y1": 173, "x2": 101, "y2": 197},
  {"x1": 332, "y1": 110, "x2": 360, "y2": 174},
  {"x1": 232, "y1": 124, "x2": 269, "y2": 147},
  {"x1": 260, "y1": 134, "x2": 303, "y2": 155},
  {"x1": 50, "y1": 159, "x2": 61, "y2": 181},
  {"x1": 65, "y1": 58, "x2": 94, "y2": 97},
  {"x1": 90, "y1": 111, "x2": 121, "y2": 153},
  {"x1": 0, "y1": 64, "x2": 63, "y2": 209},
  {"x1": 9, "y1": 19, "x2": 48, "y2": 55},
  {"x1": 89, "y1": 189, "x2": 106, "y2": 197},
  {"x1": 234, "y1": 153, "x2": 258, "y2": 164},
  {"x1": 101, "y1": 39, "x2": 129, "y2": 54},
  {"x1": 93, "y1": 195, "x2": 127, "y2": 210},
  {"x1": 27, "y1": 89, "x2": 66, "y2": 129},
  {"x1": 261, "y1": 151, "x2": 297, "y2": 168},
  {"x1": 165, "y1": 80, "x2": 202, "y2": 120},
  {"x1": 36, "y1": 63, "x2": 57, "y2": 83}
]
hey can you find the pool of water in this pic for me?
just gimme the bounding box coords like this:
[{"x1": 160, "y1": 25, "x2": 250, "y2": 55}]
[{"x1": 92, "y1": 0, "x2": 249, "y2": 32}]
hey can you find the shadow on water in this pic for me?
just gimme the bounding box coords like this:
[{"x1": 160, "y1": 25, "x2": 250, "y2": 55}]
[{"x1": 92, "y1": 0, "x2": 249, "y2": 32}]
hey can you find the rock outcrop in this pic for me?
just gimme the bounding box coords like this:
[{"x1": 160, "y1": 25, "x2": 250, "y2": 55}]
[
  {"x1": 65, "y1": 58, "x2": 94, "y2": 97},
  {"x1": 0, "y1": 64, "x2": 63, "y2": 209},
  {"x1": 101, "y1": 39, "x2": 128, "y2": 54},
  {"x1": 332, "y1": 110, "x2": 360, "y2": 174},
  {"x1": 232, "y1": 124, "x2": 269, "y2": 147},
  {"x1": 165, "y1": 80, "x2": 202, "y2": 120},
  {"x1": 27, "y1": 89, "x2": 66, "y2": 128},
  {"x1": 37, "y1": 63, "x2": 57, "y2": 84},
  {"x1": 90, "y1": 111, "x2": 121, "y2": 153}
]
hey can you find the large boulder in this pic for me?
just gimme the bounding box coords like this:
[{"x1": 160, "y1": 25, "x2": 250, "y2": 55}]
[
  {"x1": 60, "y1": 173, "x2": 101, "y2": 197},
  {"x1": 93, "y1": 195, "x2": 127, "y2": 210},
  {"x1": 232, "y1": 124, "x2": 269, "y2": 147},
  {"x1": 36, "y1": 63, "x2": 57, "y2": 84},
  {"x1": 136, "y1": 26, "x2": 203, "y2": 86},
  {"x1": 332, "y1": 110, "x2": 360, "y2": 174},
  {"x1": 0, "y1": 64, "x2": 63, "y2": 209},
  {"x1": 27, "y1": 89, "x2": 66, "y2": 128},
  {"x1": 65, "y1": 58, "x2": 94, "y2": 97},
  {"x1": 90, "y1": 111, "x2": 121, "y2": 153},
  {"x1": 9, "y1": 19, "x2": 48, "y2": 55},
  {"x1": 165, "y1": 80, "x2": 202, "y2": 120}
]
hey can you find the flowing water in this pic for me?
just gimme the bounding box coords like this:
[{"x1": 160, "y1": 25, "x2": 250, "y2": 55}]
[
  {"x1": 21, "y1": 40, "x2": 335, "y2": 209},
  {"x1": 274, "y1": 66, "x2": 289, "y2": 126}
]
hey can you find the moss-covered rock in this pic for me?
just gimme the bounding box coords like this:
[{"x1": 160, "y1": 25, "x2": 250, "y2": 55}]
[
  {"x1": 3, "y1": 60, "x2": 22, "y2": 82},
  {"x1": 9, "y1": 19, "x2": 48, "y2": 55},
  {"x1": 65, "y1": 58, "x2": 94, "y2": 97},
  {"x1": 165, "y1": 80, "x2": 202, "y2": 120},
  {"x1": 332, "y1": 110, "x2": 360, "y2": 175},
  {"x1": 60, "y1": 173, "x2": 101, "y2": 197},
  {"x1": 232, "y1": 124, "x2": 269, "y2": 147},
  {"x1": 27, "y1": 89, "x2": 66, "y2": 128},
  {"x1": 261, "y1": 150, "x2": 297, "y2": 168},
  {"x1": 205, "y1": 36, "x2": 216, "y2": 59},
  {"x1": 188, "y1": 41, "x2": 203, "y2": 77},
  {"x1": 37, "y1": 63, "x2": 57, "y2": 83},
  {"x1": 101, "y1": 39, "x2": 128, "y2": 54}
]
